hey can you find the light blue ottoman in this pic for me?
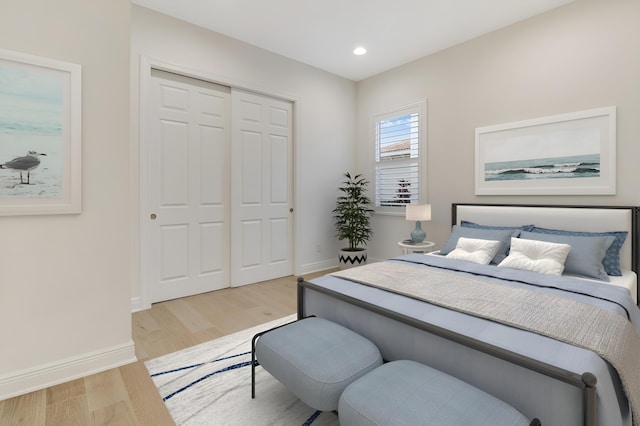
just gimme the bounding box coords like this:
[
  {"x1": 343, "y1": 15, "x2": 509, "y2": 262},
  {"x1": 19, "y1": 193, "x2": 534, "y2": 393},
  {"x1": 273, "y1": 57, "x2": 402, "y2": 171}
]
[
  {"x1": 339, "y1": 360, "x2": 538, "y2": 426},
  {"x1": 253, "y1": 317, "x2": 383, "y2": 411}
]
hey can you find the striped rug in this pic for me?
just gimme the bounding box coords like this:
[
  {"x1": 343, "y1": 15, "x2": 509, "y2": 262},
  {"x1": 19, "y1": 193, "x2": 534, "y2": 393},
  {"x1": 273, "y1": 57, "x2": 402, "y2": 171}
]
[{"x1": 145, "y1": 315, "x2": 339, "y2": 425}]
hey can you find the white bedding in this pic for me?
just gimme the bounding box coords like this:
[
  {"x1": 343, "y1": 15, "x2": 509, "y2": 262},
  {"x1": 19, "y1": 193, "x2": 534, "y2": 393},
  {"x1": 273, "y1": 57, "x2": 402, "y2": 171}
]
[{"x1": 575, "y1": 269, "x2": 638, "y2": 304}]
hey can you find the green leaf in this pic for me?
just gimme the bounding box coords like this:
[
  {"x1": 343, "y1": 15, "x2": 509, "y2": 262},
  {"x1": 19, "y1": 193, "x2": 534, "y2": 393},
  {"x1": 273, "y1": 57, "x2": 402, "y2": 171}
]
[{"x1": 333, "y1": 172, "x2": 374, "y2": 250}]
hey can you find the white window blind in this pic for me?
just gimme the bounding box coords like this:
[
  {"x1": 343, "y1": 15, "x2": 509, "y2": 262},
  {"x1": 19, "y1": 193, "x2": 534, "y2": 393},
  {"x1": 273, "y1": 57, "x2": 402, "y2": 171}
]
[{"x1": 374, "y1": 105, "x2": 423, "y2": 210}]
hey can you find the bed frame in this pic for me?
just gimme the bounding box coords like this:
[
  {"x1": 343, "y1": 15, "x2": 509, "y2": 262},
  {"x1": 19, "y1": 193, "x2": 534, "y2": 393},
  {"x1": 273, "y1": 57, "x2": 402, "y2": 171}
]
[{"x1": 298, "y1": 204, "x2": 640, "y2": 426}]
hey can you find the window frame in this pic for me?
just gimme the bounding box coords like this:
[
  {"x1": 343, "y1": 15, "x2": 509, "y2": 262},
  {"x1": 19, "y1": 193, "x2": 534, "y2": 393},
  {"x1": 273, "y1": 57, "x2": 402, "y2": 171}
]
[{"x1": 372, "y1": 100, "x2": 427, "y2": 216}]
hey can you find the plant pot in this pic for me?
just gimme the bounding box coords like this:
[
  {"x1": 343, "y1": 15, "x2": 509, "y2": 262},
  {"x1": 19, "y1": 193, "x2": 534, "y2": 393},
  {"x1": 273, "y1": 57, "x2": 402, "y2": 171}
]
[{"x1": 338, "y1": 248, "x2": 367, "y2": 269}]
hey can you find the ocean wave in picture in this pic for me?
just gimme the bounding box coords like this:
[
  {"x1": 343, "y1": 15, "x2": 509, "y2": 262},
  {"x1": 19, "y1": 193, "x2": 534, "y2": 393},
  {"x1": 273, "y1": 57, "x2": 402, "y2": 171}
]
[{"x1": 484, "y1": 154, "x2": 600, "y2": 181}]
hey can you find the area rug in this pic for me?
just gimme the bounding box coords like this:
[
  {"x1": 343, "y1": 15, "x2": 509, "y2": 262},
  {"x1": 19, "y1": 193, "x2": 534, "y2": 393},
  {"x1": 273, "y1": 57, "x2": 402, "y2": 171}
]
[{"x1": 145, "y1": 315, "x2": 339, "y2": 425}]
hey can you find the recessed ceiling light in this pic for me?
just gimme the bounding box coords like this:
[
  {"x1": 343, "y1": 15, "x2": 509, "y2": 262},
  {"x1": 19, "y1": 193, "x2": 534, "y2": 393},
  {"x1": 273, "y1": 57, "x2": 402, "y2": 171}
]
[{"x1": 353, "y1": 47, "x2": 367, "y2": 56}]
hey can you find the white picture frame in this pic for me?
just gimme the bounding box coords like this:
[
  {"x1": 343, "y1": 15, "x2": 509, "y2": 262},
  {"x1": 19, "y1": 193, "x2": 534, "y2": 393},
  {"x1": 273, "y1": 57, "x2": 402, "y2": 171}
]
[
  {"x1": 0, "y1": 49, "x2": 81, "y2": 215},
  {"x1": 475, "y1": 106, "x2": 616, "y2": 196}
]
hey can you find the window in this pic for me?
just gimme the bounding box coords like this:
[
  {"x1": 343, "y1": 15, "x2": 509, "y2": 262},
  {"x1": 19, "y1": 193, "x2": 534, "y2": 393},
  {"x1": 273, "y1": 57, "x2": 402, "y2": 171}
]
[{"x1": 374, "y1": 102, "x2": 425, "y2": 213}]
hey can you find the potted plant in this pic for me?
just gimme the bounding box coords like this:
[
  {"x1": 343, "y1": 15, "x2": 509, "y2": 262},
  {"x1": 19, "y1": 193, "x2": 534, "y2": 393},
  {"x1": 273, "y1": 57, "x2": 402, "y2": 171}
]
[{"x1": 333, "y1": 172, "x2": 374, "y2": 269}]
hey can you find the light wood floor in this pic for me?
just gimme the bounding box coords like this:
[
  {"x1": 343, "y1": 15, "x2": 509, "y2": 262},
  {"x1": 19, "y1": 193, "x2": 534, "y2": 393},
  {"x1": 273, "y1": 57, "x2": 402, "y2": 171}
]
[{"x1": 0, "y1": 272, "x2": 329, "y2": 425}]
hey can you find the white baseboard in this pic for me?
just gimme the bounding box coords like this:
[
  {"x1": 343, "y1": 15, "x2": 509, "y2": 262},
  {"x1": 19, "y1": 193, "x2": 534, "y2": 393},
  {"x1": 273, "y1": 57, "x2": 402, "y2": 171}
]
[
  {"x1": 0, "y1": 341, "x2": 137, "y2": 401},
  {"x1": 297, "y1": 259, "x2": 338, "y2": 276},
  {"x1": 297, "y1": 257, "x2": 384, "y2": 277},
  {"x1": 131, "y1": 296, "x2": 150, "y2": 313}
]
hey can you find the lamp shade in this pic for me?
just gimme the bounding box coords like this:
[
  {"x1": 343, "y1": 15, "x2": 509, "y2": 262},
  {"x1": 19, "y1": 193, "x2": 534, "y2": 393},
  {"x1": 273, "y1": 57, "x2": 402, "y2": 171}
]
[{"x1": 406, "y1": 204, "x2": 431, "y2": 221}]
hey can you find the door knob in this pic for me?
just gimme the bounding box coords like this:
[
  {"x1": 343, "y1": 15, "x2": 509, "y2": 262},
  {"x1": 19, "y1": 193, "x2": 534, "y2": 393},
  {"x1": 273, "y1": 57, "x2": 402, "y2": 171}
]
[{"x1": 150, "y1": 213, "x2": 157, "y2": 220}]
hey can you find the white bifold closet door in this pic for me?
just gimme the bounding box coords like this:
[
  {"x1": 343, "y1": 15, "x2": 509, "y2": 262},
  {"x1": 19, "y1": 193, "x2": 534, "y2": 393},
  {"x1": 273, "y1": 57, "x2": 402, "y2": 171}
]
[{"x1": 230, "y1": 88, "x2": 293, "y2": 287}]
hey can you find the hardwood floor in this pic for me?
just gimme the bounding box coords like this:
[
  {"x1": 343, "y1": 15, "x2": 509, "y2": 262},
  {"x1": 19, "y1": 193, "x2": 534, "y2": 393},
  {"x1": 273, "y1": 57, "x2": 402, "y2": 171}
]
[{"x1": 0, "y1": 272, "x2": 328, "y2": 425}]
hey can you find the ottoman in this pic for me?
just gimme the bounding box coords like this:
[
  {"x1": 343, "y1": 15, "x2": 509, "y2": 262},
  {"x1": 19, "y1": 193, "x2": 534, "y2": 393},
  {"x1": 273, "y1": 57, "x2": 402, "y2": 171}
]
[
  {"x1": 252, "y1": 316, "x2": 383, "y2": 411},
  {"x1": 339, "y1": 360, "x2": 538, "y2": 426}
]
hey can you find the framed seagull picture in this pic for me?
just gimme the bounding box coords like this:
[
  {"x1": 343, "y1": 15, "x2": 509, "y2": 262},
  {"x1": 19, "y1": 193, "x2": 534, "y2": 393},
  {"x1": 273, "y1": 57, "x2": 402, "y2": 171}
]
[{"x1": 0, "y1": 49, "x2": 81, "y2": 215}]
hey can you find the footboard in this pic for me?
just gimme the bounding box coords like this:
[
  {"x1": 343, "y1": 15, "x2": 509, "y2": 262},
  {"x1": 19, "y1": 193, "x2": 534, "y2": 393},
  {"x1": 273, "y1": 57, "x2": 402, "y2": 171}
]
[{"x1": 298, "y1": 278, "x2": 600, "y2": 426}]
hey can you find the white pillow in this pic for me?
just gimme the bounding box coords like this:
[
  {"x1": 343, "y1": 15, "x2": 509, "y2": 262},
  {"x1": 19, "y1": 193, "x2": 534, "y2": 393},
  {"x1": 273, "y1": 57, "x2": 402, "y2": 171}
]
[
  {"x1": 445, "y1": 237, "x2": 502, "y2": 265},
  {"x1": 497, "y1": 238, "x2": 571, "y2": 276}
]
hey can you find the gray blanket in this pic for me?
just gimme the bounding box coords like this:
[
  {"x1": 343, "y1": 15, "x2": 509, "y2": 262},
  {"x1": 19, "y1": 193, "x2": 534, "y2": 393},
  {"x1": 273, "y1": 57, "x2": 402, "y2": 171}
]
[{"x1": 332, "y1": 261, "x2": 640, "y2": 426}]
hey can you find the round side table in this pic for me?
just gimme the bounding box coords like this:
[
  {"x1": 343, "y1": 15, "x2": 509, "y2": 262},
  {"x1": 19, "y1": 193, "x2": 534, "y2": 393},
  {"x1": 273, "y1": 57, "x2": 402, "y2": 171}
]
[{"x1": 398, "y1": 240, "x2": 435, "y2": 254}]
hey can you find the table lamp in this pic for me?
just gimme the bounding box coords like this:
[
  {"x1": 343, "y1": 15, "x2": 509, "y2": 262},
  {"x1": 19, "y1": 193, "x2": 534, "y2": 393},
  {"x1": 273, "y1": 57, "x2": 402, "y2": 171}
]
[{"x1": 406, "y1": 204, "x2": 431, "y2": 243}]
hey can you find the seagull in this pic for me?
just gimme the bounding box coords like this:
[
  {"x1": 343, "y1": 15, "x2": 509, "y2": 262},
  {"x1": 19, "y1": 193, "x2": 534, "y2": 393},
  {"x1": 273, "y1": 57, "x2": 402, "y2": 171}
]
[{"x1": 0, "y1": 151, "x2": 47, "y2": 184}]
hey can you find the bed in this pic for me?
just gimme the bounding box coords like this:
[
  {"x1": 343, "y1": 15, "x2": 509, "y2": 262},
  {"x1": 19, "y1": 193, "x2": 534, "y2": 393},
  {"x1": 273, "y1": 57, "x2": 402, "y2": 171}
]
[{"x1": 298, "y1": 204, "x2": 640, "y2": 426}]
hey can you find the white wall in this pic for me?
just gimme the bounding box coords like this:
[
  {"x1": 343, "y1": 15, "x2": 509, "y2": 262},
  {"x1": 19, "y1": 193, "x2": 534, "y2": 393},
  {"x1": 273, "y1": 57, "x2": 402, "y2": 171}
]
[
  {"x1": 356, "y1": 0, "x2": 640, "y2": 261},
  {"x1": 130, "y1": 6, "x2": 357, "y2": 305},
  {"x1": 0, "y1": 0, "x2": 135, "y2": 399}
]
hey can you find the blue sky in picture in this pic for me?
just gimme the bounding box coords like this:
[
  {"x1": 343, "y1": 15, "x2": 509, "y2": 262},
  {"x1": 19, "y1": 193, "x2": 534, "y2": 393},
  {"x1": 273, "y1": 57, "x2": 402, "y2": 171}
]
[{"x1": 0, "y1": 64, "x2": 63, "y2": 136}]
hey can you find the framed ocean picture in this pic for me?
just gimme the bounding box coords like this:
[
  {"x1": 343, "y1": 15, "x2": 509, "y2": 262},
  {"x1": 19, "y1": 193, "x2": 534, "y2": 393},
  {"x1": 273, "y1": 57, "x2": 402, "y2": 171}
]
[
  {"x1": 0, "y1": 49, "x2": 81, "y2": 215},
  {"x1": 475, "y1": 106, "x2": 616, "y2": 195}
]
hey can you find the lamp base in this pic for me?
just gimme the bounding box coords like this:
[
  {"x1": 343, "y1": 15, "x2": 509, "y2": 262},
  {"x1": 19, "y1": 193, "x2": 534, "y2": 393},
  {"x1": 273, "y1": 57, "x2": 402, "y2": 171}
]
[{"x1": 410, "y1": 221, "x2": 426, "y2": 243}]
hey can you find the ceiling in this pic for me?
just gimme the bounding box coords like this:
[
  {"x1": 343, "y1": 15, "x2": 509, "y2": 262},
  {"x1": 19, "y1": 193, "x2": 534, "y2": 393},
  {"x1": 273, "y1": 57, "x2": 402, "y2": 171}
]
[{"x1": 132, "y1": 0, "x2": 575, "y2": 81}]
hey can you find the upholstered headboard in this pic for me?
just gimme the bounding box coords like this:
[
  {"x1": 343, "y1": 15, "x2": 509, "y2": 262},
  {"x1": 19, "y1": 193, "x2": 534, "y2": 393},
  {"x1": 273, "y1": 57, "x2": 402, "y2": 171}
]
[{"x1": 452, "y1": 204, "x2": 638, "y2": 274}]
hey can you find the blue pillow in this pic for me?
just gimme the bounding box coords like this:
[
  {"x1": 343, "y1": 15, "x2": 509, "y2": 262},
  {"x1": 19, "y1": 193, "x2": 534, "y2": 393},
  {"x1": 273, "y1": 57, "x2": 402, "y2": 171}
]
[
  {"x1": 440, "y1": 225, "x2": 520, "y2": 264},
  {"x1": 531, "y1": 227, "x2": 627, "y2": 276},
  {"x1": 520, "y1": 231, "x2": 615, "y2": 281},
  {"x1": 461, "y1": 221, "x2": 535, "y2": 232}
]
